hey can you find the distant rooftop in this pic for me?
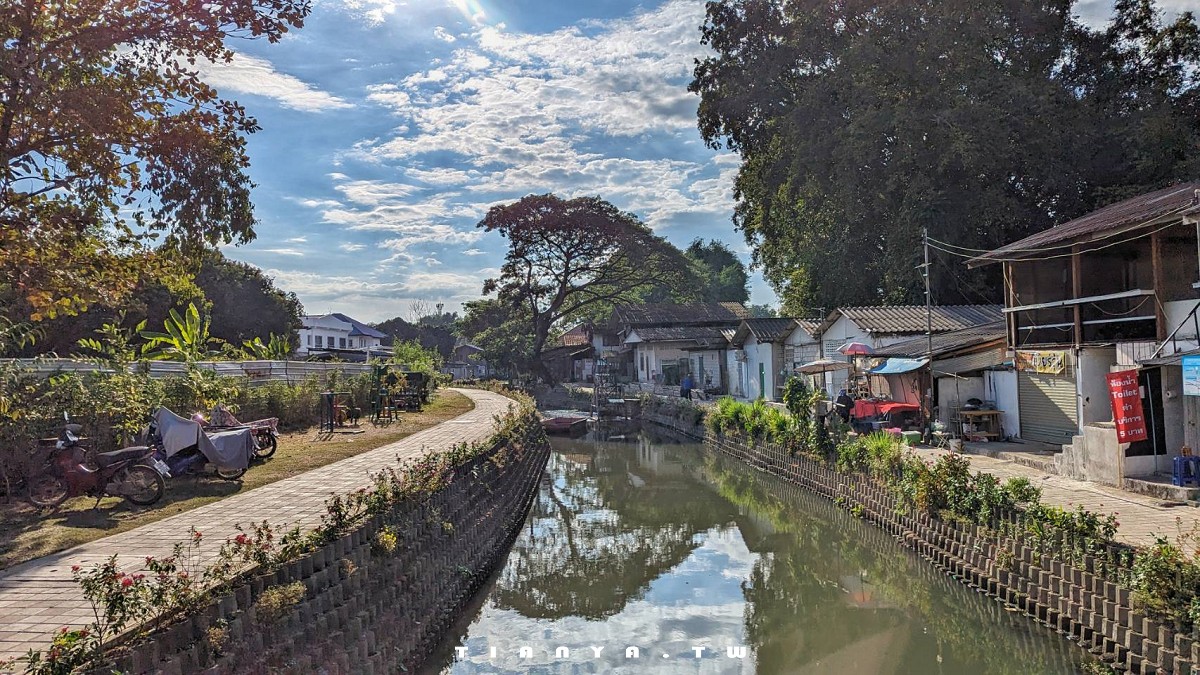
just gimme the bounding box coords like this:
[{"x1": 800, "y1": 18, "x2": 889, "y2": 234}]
[
  {"x1": 829, "y1": 305, "x2": 1003, "y2": 336},
  {"x1": 304, "y1": 313, "x2": 388, "y2": 339},
  {"x1": 612, "y1": 302, "x2": 749, "y2": 327},
  {"x1": 873, "y1": 321, "x2": 1007, "y2": 358}
]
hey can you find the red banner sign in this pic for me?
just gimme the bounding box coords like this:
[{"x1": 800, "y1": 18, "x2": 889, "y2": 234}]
[{"x1": 1106, "y1": 370, "x2": 1148, "y2": 444}]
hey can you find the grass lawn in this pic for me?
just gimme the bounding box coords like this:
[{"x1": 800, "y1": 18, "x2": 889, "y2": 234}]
[{"x1": 0, "y1": 390, "x2": 473, "y2": 570}]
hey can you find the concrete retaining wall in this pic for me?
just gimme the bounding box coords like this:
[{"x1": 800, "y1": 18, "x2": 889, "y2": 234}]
[
  {"x1": 105, "y1": 422, "x2": 551, "y2": 674},
  {"x1": 709, "y1": 432, "x2": 1192, "y2": 673},
  {"x1": 638, "y1": 406, "x2": 1192, "y2": 673}
]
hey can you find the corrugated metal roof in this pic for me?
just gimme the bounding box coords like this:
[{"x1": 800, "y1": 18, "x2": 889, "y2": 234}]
[
  {"x1": 613, "y1": 302, "x2": 749, "y2": 326},
  {"x1": 629, "y1": 326, "x2": 731, "y2": 343},
  {"x1": 836, "y1": 305, "x2": 1002, "y2": 336},
  {"x1": 874, "y1": 321, "x2": 1007, "y2": 357},
  {"x1": 740, "y1": 318, "x2": 799, "y2": 343},
  {"x1": 973, "y1": 181, "x2": 1200, "y2": 265}
]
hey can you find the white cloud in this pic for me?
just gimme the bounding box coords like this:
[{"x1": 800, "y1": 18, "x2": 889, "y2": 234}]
[
  {"x1": 286, "y1": 236, "x2": 308, "y2": 243},
  {"x1": 462, "y1": 248, "x2": 485, "y2": 256},
  {"x1": 340, "y1": 243, "x2": 366, "y2": 252},
  {"x1": 337, "y1": 0, "x2": 402, "y2": 26},
  {"x1": 434, "y1": 26, "x2": 457, "y2": 42},
  {"x1": 262, "y1": 248, "x2": 305, "y2": 256},
  {"x1": 349, "y1": 0, "x2": 736, "y2": 229},
  {"x1": 194, "y1": 52, "x2": 352, "y2": 113}
]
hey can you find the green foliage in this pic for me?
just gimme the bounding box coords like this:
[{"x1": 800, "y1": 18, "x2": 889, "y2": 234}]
[
  {"x1": 391, "y1": 339, "x2": 443, "y2": 378},
  {"x1": 253, "y1": 582, "x2": 306, "y2": 624},
  {"x1": 0, "y1": 0, "x2": 309, "y2": 319},
  {"x1": 237, "y1": 333, "x2": 293, "y2": 360},
  {"x1": 685, "y1": 238, "x2": 749, "y2": 304},
  {"x1": 477, "y1": 193, "x2": 694, "y2": 381},
  {"x1": 140, "y1": 303, "x2": 223, "y2": 363},
  {"x1": 691, "y1": 0, "x2": 1200, "y2": 312},
  {"x1": 76, "y1": 315, "x2": 146, "y2": 368}
]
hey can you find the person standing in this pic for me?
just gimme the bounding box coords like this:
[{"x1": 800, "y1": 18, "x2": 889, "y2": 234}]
[
  {"x1": 680, "y1": 373, "x2": 694, "y2": 400},
  {"x1": 835, "y1": 389, "x2": 854, "y2": 424}
]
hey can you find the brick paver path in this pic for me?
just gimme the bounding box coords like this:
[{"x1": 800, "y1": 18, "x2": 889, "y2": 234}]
[
  {"x1": 0, "y1": 388, "x2": 513, "y2": 662},
  {"x1": 909, "y1": 444, "x2": 1200, "y2": 549}
]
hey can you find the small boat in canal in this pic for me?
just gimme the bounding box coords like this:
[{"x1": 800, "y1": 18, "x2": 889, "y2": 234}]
[{"x1": 540, "y1": 411, "x2": 589, "y2": 436}]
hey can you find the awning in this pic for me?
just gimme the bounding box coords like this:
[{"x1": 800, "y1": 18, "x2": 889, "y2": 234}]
[
  {"x1": 869, "y1": 357, "x2": 929, "y2": 374},
  {"x1": 932, "y1": 347, "x2": 1009, "y2": 375}
]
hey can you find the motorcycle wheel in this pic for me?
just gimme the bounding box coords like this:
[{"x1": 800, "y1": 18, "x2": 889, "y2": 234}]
[
  {"x1": 27, "y1": 474, "x2": 69, "y2": 508},
  {"x1": 215, "y1": 466, "x2": 246, "y2": 481},
  {"x1": 119, "y1": 464, "x2": 165, "y2": 506},
  {"x1": 254, "y1": 434, "x2": 277, "y2": 460}
]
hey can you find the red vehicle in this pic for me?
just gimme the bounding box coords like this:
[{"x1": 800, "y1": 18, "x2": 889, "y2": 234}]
[{"x1": 27, "y1": 415, "x2": 167, "y2": 508}]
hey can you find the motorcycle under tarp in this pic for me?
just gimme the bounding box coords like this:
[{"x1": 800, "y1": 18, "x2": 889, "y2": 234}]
[{"x1": 152, "y1": 407, "x2": 254, "y2": 472}]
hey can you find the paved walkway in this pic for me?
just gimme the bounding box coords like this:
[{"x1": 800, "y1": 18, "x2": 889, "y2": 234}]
[
  {"x1": 0, "y1": 388, "x2": 513, "y2": 662},
  {"x1": 909, "y1": 444, "x2": 1200, "y2": 549}
]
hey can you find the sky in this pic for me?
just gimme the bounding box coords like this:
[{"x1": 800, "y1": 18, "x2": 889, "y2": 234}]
[{"x1": 211, "y1": 0, "x2": 1194, "y2": 324}]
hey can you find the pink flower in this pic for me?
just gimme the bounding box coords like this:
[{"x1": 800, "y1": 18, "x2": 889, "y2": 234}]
[
  {"x1": 71, "y1": 565, "x2": 80, "y2": 572},
  {"x1": 235, "y1": 534, "x2": 248, "y2": 545},
  {"x1": 120, "y1": 577, "x2": 133, "y2": 588},
  {"x1": 192, "y1": 530, "x2": 203, "y2": 540},
  {"x1": 145, "y1": 556, "x2": 154, "y2": 564}
]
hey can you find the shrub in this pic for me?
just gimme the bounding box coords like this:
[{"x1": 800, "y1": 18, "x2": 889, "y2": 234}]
[{"x1": 253, "y1": 581, "x2": 306, "y2": 624}]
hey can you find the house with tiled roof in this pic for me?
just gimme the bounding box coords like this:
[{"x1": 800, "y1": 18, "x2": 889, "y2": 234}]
[
  {"x1": 297, "y1": 313, "x2": 390, "y2": 361},
  {"x1": 596, "y1": 302, "x2": 750, "y2": 389},
  {"x1": 728, "y1": 318, "x2": 799, "y2": 400}
]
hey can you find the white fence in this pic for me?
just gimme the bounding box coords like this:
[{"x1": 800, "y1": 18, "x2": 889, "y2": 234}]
[{"x1": 1, "y1": 359, "x2": 374, "y2": 385}]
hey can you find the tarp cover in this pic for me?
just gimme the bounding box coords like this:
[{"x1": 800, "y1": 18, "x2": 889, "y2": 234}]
[
  {"x1": 152, "y1": 407, "x2": 253, "y2": 471},
  {"x1": 869, "y1": 358, "x2": 929, "y2": 374}
]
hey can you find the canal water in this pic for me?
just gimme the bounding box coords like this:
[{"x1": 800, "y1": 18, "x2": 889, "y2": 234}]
[{"x1": 428, "y1": 429, "x2": 1091, "y2": 674}]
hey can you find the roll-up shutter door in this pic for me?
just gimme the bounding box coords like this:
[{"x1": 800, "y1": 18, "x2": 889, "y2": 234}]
[{"x1": 1018, "y1": 359, "x2": 1078, "y2": 444}]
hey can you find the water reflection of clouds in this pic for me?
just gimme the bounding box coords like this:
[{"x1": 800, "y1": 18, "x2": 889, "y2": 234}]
[{"x1": 445, "y1": 526, "x2": 757, "y2": 674}]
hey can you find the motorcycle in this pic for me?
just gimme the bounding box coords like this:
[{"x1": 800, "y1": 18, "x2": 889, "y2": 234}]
[
  {"x1": 195, "y1": 405, "x2": 278, "y2": 460},
  {"x1": 27, "y1": 415, "x2": 168, "y2": 509},
  {"x1": 152, "y1": 407, "x2": 255, "y2": 481}
]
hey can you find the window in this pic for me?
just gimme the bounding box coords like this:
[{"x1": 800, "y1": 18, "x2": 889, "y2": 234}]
[
  {"x1": 307, "y1": 335, "x2": 312, "y2": 346},
  {"x1": 339, "y1": 337, "x2": 347, "y2": 348},
  {"x1": 315, "y1": 335, "x2": 323, "y2": 348}
]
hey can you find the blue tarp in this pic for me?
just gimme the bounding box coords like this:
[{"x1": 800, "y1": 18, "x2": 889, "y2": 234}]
[{"x1": 869, "y1": 357, "x2": 929, "y2": 374}]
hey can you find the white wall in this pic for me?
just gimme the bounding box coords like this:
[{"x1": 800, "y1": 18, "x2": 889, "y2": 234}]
[
  {"x1": 634, "y1": 343, "x2": 689, "y2": 383},
  {"x1": 690, "y1": 350, "x2": 722, "y2": 389},
  {"x1": 985, "y1": 370, "x2": 1021, "y2": 439},
  {"x1": 727, "y1": 349, "x2": 748, "y2": 398},
  {"x1": 1165, "y1": 299, "x2": 1200, "y2": 343},
  {"x1": 936, "y1": 376, "x2": 986, "y2": 425}
]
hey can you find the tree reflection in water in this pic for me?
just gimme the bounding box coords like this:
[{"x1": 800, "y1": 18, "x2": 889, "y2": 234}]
[{"x1": 430, "y1": 431, "x2": 1094, "y2": 675}]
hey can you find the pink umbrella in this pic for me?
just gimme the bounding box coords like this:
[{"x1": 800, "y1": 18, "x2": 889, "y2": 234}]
[{"x1": 838, "y1": 342, "x2": 875, "y2": 356}]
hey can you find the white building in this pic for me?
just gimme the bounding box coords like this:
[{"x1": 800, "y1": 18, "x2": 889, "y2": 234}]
[
  {"x1": 296, "y1": 313, "x2": 388, "y2": 358},
  {"x1": 729, "y1": 318, "x2": 799, "y2": 401}
]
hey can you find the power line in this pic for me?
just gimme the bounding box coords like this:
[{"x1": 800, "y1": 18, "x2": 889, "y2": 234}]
[
  {"x1": 928, "y1": 219, "x2": 1184, "y2": 263},
  {"x1": 927, "y1": 205, "x2": 1190, "y2": 261}
]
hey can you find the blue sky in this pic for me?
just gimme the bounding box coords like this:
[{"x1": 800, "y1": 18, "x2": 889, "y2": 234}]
[{"x1": 211, "y1": 0, "x2": 1190, "y2": 323}]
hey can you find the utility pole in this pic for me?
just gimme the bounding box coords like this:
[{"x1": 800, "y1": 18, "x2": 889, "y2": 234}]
[{"x1": 923, "y1": 227, "x2": 934, "y2": 442}]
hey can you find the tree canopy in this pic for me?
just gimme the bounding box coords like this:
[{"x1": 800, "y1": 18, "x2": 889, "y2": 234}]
[
  {"x1": 0, "y1": 0, "x2": 310, "y2": 320},
  {"x1": 6, "y1": 249, "x2": 302, "y2": 357},
  {"x1": 478, "y1": 193, "x2": 693, "y2": 381},
  {"x1": 685, "y1": 239, "x2": 750, "y2": 304},
  {"x1": 691, "y1": 0, "x2": 1200, "y2": 313}
]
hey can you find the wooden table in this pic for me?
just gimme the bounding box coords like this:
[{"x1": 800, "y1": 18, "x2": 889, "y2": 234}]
[{"x1": 960, "y1": 409, "x2": 1003, "y2": 439}]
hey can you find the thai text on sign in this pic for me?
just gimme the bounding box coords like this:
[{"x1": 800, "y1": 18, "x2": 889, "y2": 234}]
[
  {"x1": 1106, "y1": 369, "x2": 1148, "y2": 444},
  {"x1": 1016, "y1": 350, "x2": 1066, "y2": 375}
]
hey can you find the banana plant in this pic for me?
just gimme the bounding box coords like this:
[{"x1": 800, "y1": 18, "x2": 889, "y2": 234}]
[
  {"x1": 140, "y1": 303, "x2": 223, "y2": 362},
  {"x1": 239, "y1": 333, "x2": 293, "y2": 360}
]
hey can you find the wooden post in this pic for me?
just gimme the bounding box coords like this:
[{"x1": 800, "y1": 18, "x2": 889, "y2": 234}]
[
  {"x1": 1071, "y1": 247, "x2": 1082, "y2": 346},
  {"x1": 1004, "y1": 261, "x2": 1018, "y2": 349},
  {"x1": 1152, "y1": 230, "x2": 1166, "y2": 342}
]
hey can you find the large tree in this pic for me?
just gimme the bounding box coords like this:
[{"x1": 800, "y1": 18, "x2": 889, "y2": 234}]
[
  {"x1": 8, "y1": 250, "x2": 302, "y2": 356},
  {"x1": 686, "y1": 239, "x2": 750, "y2": 304},
  {"x1": 478, "y1": 194, "x2": 693, "y2": 382},
  {"x1": 691, "y1": 0, "x2": 1200, "y2": 313},
  {"x1": 0, "y1": 0, "x2": 309, "y2": 321}
]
